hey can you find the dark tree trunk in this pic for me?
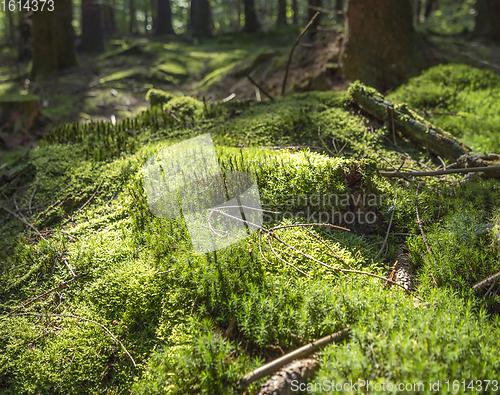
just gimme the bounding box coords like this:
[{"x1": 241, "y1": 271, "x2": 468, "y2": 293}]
[
  {"x1": 292, "y1": 0, "x2": 299, "y2": 24},
  {"x1": 31, "y1": 8, "x2": 57, "y2": 80},
  {"x1": 55, "y1": 0, "x2": 78, "y2": 70},
  {"x1": 243, "y1": 0, "x2": 259, "y2": 32},
  {"x1": 336, "y1": 0, "x2": 344, "y2": 23},
  {"x1": 308, "y1": 0, "x2": 321, "y2": 38},
  {"x1": 277, "y1": 0, "x2": 287, "y2": 27},
  {"x1": 18, "y1": 9, "x2": 32, "y2": 61},
  {"x1": 236, "y1": 0, "x2": 242, "y2": 29},
  {"x1": 474, "y1": 0, "x2": 500, "y2": 40},
  {"x1": 155, "y1": 0, "x2": 175, "y2": 34},
  {"x1": 129, "y1": 0, "x2": 136, "y2": 34},
  {"x1": 413, "y1": 0, "x2": 422, "y2": 24},
  {"x1": 190, "y1": 0, "x2": 213, "y2": 38},
  {"x1": 102, "y1": 0, "x2": 116, "y2": 36},
  {"x1": 81, "y1": 0, "x2": 104, "y2": 52},
  {"x1": 341, "y1": 0, "x2": 424, "y2": 92},
  {"x1": 424, "y1": 0, "x2": 438, "y2": 20}
]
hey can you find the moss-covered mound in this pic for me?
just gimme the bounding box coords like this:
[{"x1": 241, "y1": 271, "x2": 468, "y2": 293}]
[{"x1": 1, "y1": 87, "x2": 500, "y2": 394}]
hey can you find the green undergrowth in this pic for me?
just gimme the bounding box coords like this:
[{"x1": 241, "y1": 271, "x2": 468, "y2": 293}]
[
  {"x1": 388, "y1": 63, "x2": 500, "y2": 153},
  {"x1": 1, "y1": 87, "x2": 500, "y2": 394}
]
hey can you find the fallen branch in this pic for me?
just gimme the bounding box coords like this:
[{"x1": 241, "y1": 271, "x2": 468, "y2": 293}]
[
  {"x1": 12, "y1": 312, "x2": 136, "y2": 368},
  {"x1": 379, "y1": 166, "x2": 500, "y2": 178},
  {"x1": 473, "y1": 271, "x2": 500, "y2": 291},
  {"x1": 282, "y1": 12, "x2": 320, "y2": 96},
  {"x1": 238, "y1": 327, "x2": 351, "y2": 390}
]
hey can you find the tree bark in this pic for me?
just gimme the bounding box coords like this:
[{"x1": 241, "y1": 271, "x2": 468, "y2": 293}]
[
  {"x1": 474, "y1": 0, "x2": 500, "y2": 41},
  {"x1": 81, "y1": 0, "x2": 104, "y2": 52},
  {"x1": 155, "y1": 0, "x2": 175, "y2": 34},
  {"x1": 55, "y1": 0, "x2": 78, "y2": 70},
  {"x1": 190, "y1": 0, "x2": 213, "y2": 38},
  {"x1": 341, "y1": 0, "x2": 424, "y2": 92},
  {"x1": 18, "y1": 9, "x2": 32, "y2": 61},
  {"x1": 292, "y1": 0, "x2": 299, "y2": 24},
  {"x1": 31, "y1": 7, "x2": 57, "y2": 80},
  {"x1": 243, "y1": 0, "x2": 259, "y2": 32},
  {"x1": 277, "y1": 0, "x2": 288, "y2": 27},
  {"x1": 307, "y1": 0, "x2": 321, "y2": 39},
  {"x1": 102, "y1": 0, "x2": 116, "y2": 36}
]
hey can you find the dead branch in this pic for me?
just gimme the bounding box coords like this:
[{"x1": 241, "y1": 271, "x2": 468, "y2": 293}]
[
  {"x1": 379, "y1": 166, "x2": 500, "y2": 178},
  {"x1": 318, "y1": 126, "x2": 335, "y2": 157},
  {"x1": 282, "y1": 12, "x2": 320, "y2": 96},
  {"x1": 238, "y1": 327, "x2": 351, "y2": 390},
  {"x1": 415, "y1": 184, "x2": 433, "y2": 256},
  {"x1": 473, "y1": 271, "x2": 500, "y2": 290},
  {"x1": 12, "y1": 312, "x2": 136, "y2": 368}
]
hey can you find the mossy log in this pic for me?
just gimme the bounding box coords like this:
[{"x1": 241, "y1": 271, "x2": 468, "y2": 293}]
[
  {"x1": 349, "y1": 82, "x2": 471, "y2": 161},
  {"x1": 0, "y1": 94, "x2": 39, "y2": 132}
]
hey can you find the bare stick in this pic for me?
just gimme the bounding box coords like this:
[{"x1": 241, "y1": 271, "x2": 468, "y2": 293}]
[
  {"x1": 3, "y1": 276, "x2": 78, "y2": 318},
  {"x1": 12, "y1": 312, "x2": 136, "y2": 368},
  {"x1": 282, "y1": 12, "x2": 320, "y2": 96},
  {"x1": 29, "y1": 156, "x2": 51, "y2": 216},
  {"x1": 473, "y1": 271, "x2": 500, "y2": 290},
  {"x1": 238, "y1": 327, "x2": 351, "y2": 389},
  {"x1": 374, "y1": 205, "x2": 395, "y2": 261},
  {"x1": 267, "y1": 233, "x2": 312, "y2": 278},
  {"x1": 379, "y1": 166, "x2": 500, "y2": 178},
  {"x1": 416, "y1": 184, "x2": 433, "y2": 255},
  {"x1": 244, "y1": 73, "x2": 274, "y2": 101}
]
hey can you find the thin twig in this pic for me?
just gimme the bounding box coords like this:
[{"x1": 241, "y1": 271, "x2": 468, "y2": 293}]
[
  {"x1": 267, "y1": 232, "x2": 312, "y2": 278},
  {"x1": 29, "y1": 156, "x2": 51, "y2": 216},
  {"x1": 318, "y1": 126, "x2": 335, "y2": 156},
  {"x1": 473, "y1": 271, "x2": 500, "y2": 290},
  {"x1": 374, "y1": 198, "x2": 397, "y2": 261},
  {"x1": 416, "y1": 184, "x2": 433, "y2": 255},
  {"x1": 282, "y1": 11, "x2": 320, "y2": 96},
  {"x1": 244, "y1": 73, "x2": 274, "y2": 101},
  {"x1": 12, "y1": 312, "x2": 136, "y2": 368},
  {"x1": 2, "y1": 276, "x2": 79, "y2": 318}
]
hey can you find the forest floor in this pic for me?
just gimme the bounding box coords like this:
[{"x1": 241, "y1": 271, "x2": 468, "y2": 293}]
[{"x1": 1, "y1": 30, "x2": 500, "y2": 394}]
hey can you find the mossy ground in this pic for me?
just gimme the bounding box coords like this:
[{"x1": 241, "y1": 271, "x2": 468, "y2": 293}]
[{"x1": 1, "y1": 72, "x2": 500, "y2": 394}]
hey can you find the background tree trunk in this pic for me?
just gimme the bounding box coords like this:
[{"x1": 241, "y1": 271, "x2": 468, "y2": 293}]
[
  {"x1": 18, "y1": 9, "x2": 32, "y2": 61},
  {"x1": 292, "y1": 0, "x2": 299, "y2": 24},
  {"x1": 31, "y1": 8, "x2": 57, "y2": 80},
  {"x1": 102, "y1": 0, "x2": 116, "y2": 36},
  {"x1": 341, "y1": 0, "x2": 424, "y2": 92},
  {"x1": 190, "y1": 0, "x2": 213, "y2": 38},
  {"x1": 155, "y1": 0, "x2": 175, "y2": 34},
  {"x1": 243, "y1": 0, "x2": 259, "y2": 32},
  {"x1": 474, "y1": 0, "x2": 500, "y2": 40},
  {"x1": 277, "y1": 0, "x2": 287, "y2": 27},
  {"x1": 129, "y1": 0, "x2": 136, "y2": 34},
  {"x1": 307, "y1": 0, "x2": 321, "y2": 38},
  {"x1": 55, "y1": 0, "x2": 78, "y2": 70},
  {"x1": 81, "y1": 0, "x2": 104, "y2": 52},
  {"x1": 336, "y1": 0, "x2": 343, "y2": 23}
]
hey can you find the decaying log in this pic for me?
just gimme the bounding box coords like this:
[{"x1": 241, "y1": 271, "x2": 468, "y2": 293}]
[
  {"x1": 349, "y1": 82, "x2": 471, "y2": 161},
  {"x1": 238, "y1": 327, "x2": 351, "y2": 390},
  {"x1": 256, "y1": 359, "x2": 320, "y2": 395},
  {"x1": 457, "y1": 152, "x2": 500, "y2": 179}
]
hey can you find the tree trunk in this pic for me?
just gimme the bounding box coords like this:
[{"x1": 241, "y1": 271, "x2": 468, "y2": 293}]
[
  {"x1": 474, "y1": 0, "x2": 500, "y2": 40},
  {"x1": 18, "y1": 9, "x2": 32, "y2": 61},
  {"x1": 336, "y1": 0, "x2": 343, "y2": 23},
  {"x1": 55, "y1": 0, "x2": 78, "y2": 70},
  {"x1": 190, "y1": 0, "x2": 213, "y2": 38},
  {"x1": 31, "y1": 8, "x2": 57, "y2": 80},
  {"x1": 102, "y1": 0, "x2": 116, "y2": 36},
  {"x1": 292, "y1": 0, "x2": 299, "y2": 24},
  {"x1": 243, "y1": 0, "x2": 259, "y2": 32},
  {"x1": 424, "y1": 0, "x2": 438, "y2": 20},
  {"x1": 129, "y1": 0, "x2": 136, "y2": 34},
  {"x1": 155, "y1": 0, "x2": 174, "y2": 34},
  {"x1": 81, "y1": 0, "x2": 104, "y2": 52},
  {"x1": 307, "y1": 0, "x2": 321, "y2": 38},
  {"x1": 341, "y1": 0, "x2": 424, "y2": 92},
  {"x1": 277, "y1": 0, "x2": 287, "y2": 27}
]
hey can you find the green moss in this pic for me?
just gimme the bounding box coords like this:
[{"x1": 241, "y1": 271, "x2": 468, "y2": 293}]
[{"x1": 145, "y1": 88, "x2": 175, "y2": 107}]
